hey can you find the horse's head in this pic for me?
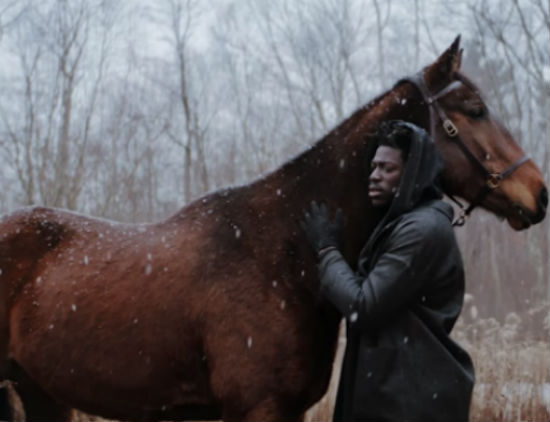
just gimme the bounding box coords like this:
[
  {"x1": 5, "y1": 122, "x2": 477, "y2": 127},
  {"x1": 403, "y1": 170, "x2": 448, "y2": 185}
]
[{"x1": 404, "y1": 36, "x2": 547, "y2": 230}]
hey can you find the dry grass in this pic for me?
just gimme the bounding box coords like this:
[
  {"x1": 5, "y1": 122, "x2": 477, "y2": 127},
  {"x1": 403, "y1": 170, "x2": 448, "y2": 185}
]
[
  {"x1": 304, "y1": 323, "x2": 346, "y2": 422},
  {"x1": 452, "y1": 308, "x2": 550, "y2": 421}
]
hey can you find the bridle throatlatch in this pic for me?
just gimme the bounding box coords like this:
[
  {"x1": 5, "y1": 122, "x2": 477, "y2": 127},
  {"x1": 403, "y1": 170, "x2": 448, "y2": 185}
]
[{"x1": 396, "y1": 71, "x2": 530, "y2": 226}]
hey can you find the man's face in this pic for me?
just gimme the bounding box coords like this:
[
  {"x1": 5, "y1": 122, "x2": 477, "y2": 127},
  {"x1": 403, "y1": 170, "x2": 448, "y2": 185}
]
[{"x1": 368, "y1": 146, "x2": 404, "y2": 207}]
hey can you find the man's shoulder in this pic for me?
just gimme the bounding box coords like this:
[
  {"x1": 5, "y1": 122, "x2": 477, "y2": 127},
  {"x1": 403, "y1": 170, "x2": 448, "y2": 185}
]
[
  {"x1": 395, "y1": 200, "x2": 454, "y2": 235},
  {"x1": 406, "y1": 199, "x2": 453, "y2": 221}
]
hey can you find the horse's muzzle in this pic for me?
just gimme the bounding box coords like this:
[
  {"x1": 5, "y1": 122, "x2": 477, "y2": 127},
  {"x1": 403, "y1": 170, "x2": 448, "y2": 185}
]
[
  {"x1": 509, "y1": 185, "x2": 547, "y2": 229},
  {"x1": 533, "y1": 186, "x2": 548, "y2": 224}
]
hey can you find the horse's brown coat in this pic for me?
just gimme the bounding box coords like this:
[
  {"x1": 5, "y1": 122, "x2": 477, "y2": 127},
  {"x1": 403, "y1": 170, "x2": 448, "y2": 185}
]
[{"x1": 0, "y1": 37, "x2": 546, "y2": 421}]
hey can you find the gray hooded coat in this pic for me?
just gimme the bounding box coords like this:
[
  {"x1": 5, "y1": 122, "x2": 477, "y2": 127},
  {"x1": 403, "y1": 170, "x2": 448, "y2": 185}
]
[{"x1": 319, "y1": 122, "x2": 474, "y2": 421}]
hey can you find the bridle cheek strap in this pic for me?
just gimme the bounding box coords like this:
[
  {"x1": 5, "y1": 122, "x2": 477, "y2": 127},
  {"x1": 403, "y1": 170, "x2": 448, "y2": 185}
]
[
  {"x1": 449, "y1": 155, "x2": 530, "y2": 226},
  {"x1": 396, "y1": 71, "x2": 530, "y2": 226}
]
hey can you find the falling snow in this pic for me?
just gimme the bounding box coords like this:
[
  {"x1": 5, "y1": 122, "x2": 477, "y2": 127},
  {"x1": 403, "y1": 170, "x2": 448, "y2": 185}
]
[
  {"x1": 71, "y1": 304, "x2": 77, "y2": 312},
  {"x1": 36, "y1": 276, "x2": 42, "y2": 284},
  {"x1": 349, "y1": 312, "x2": 358, "y2": 323},
  {"x1": 272, "y1": 280, "x2": 278, "y2": 288},
  {"x1": 280, "y1": 300, "x2": 286, "y2": 310},
  {"x1": 247, "y1": 336, "x2": 253, "y2": 348},
  {"x1": 84, "y1": 255, "x2": 89, "y2": 265},
  {"x1": 145, "y1": 263, "x2": 152, "y2": 275}
]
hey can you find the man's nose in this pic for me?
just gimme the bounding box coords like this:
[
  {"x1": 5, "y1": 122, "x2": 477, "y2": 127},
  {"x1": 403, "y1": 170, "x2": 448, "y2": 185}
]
[{"x1": 369, "y1": 168, "x2": 381, "y2": 182}]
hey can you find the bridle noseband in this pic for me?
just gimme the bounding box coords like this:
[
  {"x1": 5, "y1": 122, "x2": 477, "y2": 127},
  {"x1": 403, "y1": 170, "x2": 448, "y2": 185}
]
[{"x1": 396, "y1": 71, "x2": 530, "y2": 226}]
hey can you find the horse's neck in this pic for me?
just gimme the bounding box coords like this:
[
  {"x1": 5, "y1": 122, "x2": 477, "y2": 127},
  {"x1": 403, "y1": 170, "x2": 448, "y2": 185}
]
[
  {"x1": 257, "y1": 84, "x2": 426, "y2": 259},
  {"x1": 168, "y1": 84, "x2": 427, "y2": 260},
  {"x1": 268, "y1": 84, "x2": 424, "y2": 189}
]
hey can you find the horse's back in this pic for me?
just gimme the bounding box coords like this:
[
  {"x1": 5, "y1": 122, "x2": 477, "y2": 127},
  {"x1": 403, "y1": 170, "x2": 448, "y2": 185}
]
[{"x1": 0, "y1": 206, "x2": 222, "y2": 418}]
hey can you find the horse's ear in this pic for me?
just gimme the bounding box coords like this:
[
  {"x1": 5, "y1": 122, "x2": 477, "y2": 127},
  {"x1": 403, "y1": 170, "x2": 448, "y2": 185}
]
[{"x1": 424, "y1": 35, "x2": 463, "y2": 91}]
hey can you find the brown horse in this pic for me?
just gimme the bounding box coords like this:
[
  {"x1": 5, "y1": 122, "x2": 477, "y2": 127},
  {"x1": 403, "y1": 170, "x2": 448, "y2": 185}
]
[{"x1": 0, "y1": 36, "x2": 546, "y2": 421}]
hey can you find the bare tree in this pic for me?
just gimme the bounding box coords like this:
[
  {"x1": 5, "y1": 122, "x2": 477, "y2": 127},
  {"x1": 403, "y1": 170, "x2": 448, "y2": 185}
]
[
  {"x1": 372, "y1": 0, "x2": 392, "y2": 87},
  {"x1": 0, "y1": 0, "x2": 26, "y2": 41},
  {"x1": 0, "y1": 0, "x2": 116, "y2": 210},
  {"x1": 153, "y1": 0, "x2": 218, "y2": 204},
  {"x1": 214, "y1": 0, "x2": 374, "y2": 165}
]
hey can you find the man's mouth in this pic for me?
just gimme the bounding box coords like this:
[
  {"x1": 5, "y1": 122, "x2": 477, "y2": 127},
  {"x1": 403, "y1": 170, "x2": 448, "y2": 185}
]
[{"x1": 368, "y1": 187, "x2": 383, "y2": 197}]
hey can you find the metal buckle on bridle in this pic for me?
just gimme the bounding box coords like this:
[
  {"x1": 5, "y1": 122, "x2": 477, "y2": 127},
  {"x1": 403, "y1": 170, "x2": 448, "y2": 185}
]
[
  {"x1": 487, "y1": 173, "x2": 502, "y2": 189},
  {"x1": 443, "y1": 119, "x2": 458, "y2": 137}
]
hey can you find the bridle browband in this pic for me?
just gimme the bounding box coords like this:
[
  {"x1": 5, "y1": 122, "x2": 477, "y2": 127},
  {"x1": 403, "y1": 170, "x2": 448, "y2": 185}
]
[{"x1": 395, "y1": 71, "x2": 530, "y2": 226}]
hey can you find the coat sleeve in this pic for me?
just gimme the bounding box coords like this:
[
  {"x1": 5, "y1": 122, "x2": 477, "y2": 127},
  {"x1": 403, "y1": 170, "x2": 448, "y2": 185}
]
[{"x1": 317, "y1": 218, "x2": 435, "y2": 330}]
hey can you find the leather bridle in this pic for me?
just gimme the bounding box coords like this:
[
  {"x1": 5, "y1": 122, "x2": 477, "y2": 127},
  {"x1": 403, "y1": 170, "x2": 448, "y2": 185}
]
[{"x1": 396, "y1": 71, "x2": 530, "y2": 226}]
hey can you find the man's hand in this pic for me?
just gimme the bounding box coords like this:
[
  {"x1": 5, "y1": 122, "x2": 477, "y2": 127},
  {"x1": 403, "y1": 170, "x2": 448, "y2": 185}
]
[{"x1": 300, "y1": 201, "x2": 344, "y2": 256}]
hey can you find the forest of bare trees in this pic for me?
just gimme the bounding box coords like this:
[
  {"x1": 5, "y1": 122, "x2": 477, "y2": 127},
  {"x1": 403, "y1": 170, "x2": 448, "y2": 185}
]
[{"x1": 0, "y1": 0, "x2": 548, "y2": 420}]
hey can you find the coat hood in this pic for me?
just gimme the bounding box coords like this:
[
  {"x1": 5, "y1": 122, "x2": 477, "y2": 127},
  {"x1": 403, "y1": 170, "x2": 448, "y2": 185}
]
[
  {"x1": 361, "y1": 121, "x2": 445, "y2": 255},
  {"x1": 366, "y1": 120, "x2": 444, "y2": 223}
]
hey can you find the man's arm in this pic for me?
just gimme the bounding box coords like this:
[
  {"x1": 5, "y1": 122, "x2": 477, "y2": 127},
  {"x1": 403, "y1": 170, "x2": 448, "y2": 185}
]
[{"x1": 318, "y1": 219, "x2": 433, "y2": 330}]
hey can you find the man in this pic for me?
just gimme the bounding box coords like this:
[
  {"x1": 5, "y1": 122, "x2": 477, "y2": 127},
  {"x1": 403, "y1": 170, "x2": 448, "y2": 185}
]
[{"x1": 301, "y1": 120, "x2": 474, "y2": 421}]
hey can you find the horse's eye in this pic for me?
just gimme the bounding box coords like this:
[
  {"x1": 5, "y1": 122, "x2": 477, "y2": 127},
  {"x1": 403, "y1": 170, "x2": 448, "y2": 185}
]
[{"x1": 466, "y1": 104, "x2": 486, "y2": 119}]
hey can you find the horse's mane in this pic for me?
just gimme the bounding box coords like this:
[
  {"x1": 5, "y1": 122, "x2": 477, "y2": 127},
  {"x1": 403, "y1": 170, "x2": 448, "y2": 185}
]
[{"x1": 260, "y1": 87, "x2": 396, "y2": 185}]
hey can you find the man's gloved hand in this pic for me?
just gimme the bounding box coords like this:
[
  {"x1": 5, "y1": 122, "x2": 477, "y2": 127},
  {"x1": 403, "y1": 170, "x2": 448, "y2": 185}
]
[{"x1": 300, "y1": 201, "x2": 344, "y2": 257}]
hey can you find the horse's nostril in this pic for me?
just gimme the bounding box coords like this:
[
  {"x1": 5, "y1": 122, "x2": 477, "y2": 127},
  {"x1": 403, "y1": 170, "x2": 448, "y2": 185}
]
[{"x1": 539, "y1": 187, "x2": 548, "y2": 209}]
